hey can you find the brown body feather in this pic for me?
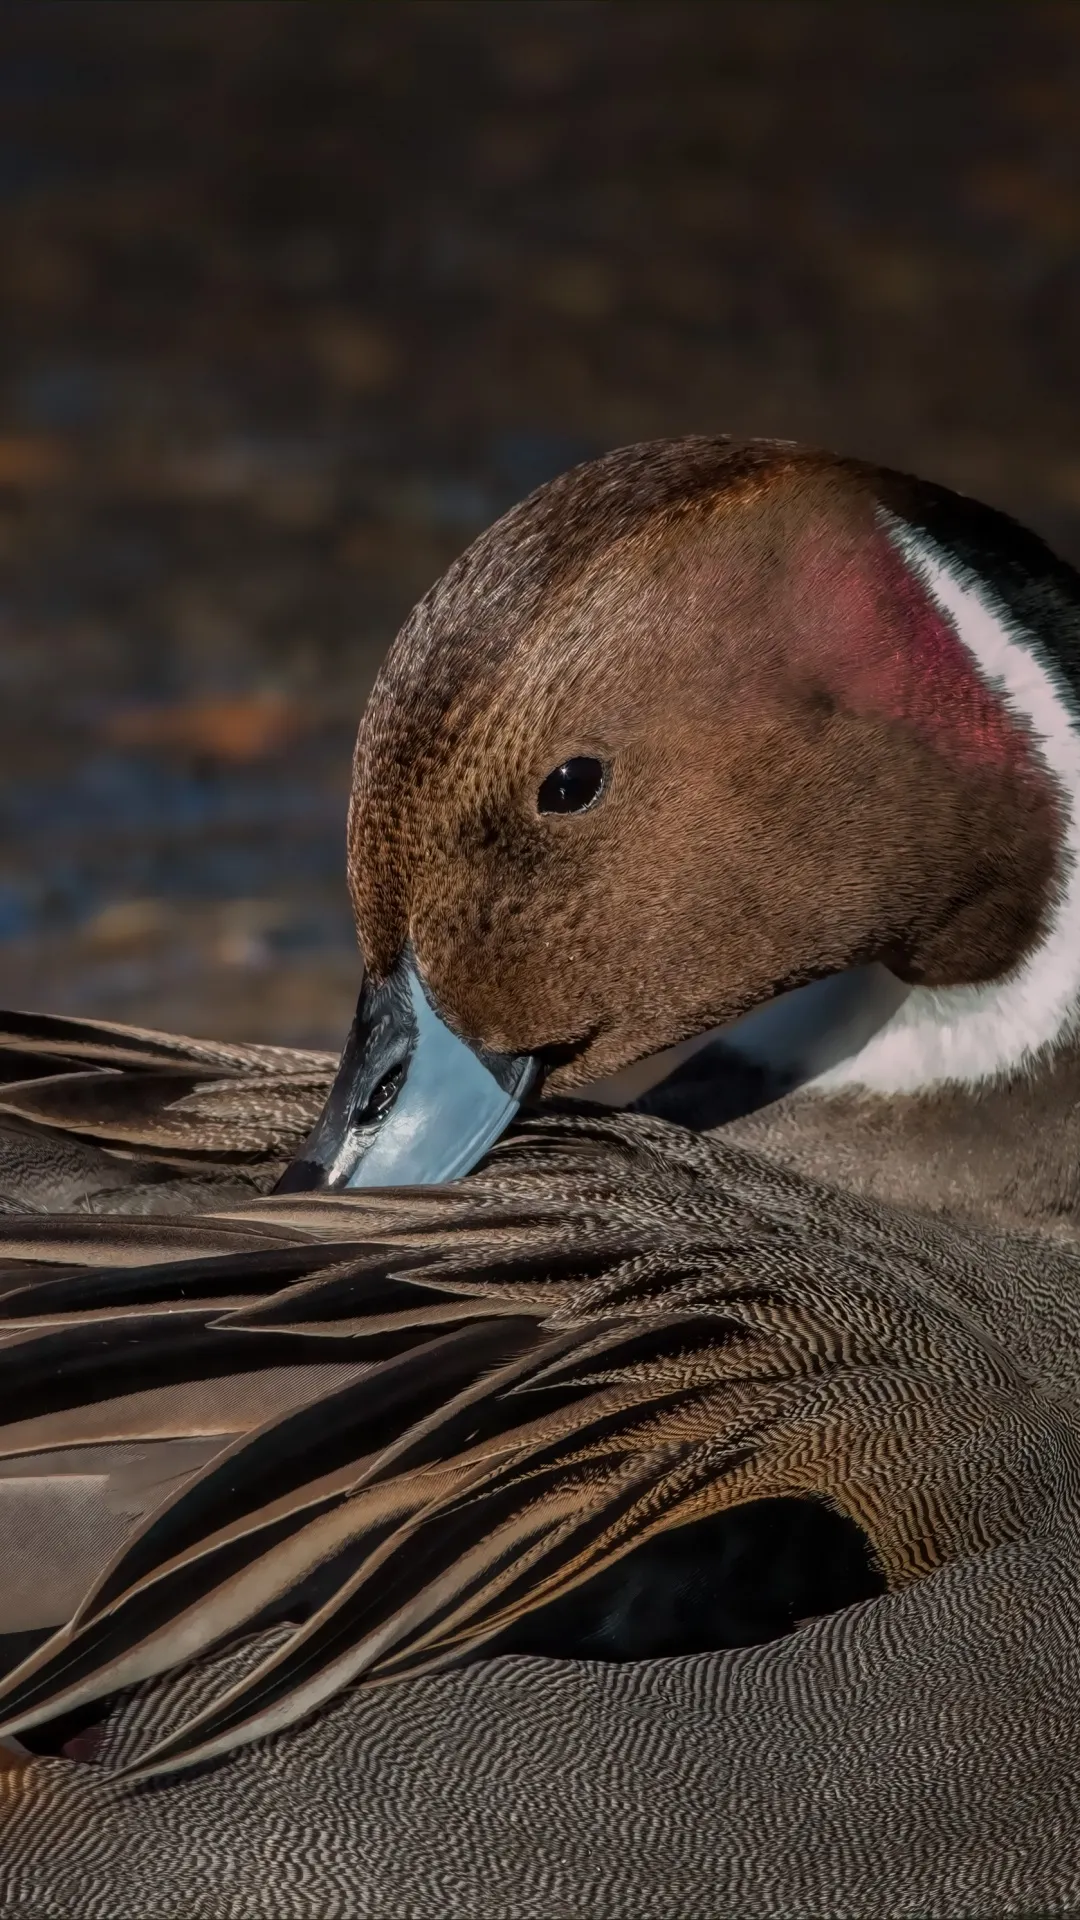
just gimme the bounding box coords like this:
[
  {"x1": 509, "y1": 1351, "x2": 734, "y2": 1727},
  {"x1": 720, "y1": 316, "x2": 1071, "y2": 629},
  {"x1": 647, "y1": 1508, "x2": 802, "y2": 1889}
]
[{"x1": 0, "y1": 1008, "x2": 334, "y2": 1214}]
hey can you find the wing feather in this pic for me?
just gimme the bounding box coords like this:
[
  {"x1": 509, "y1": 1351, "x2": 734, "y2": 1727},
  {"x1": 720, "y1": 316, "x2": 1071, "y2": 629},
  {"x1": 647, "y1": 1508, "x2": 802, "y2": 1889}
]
[{"x1": 0, "y1": 1099, "x2": 1076, "y2": 1777}]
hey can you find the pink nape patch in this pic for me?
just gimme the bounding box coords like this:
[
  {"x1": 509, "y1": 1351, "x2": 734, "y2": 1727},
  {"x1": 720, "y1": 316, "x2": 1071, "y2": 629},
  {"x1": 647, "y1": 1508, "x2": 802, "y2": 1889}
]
[{"x1": 797, "y1": 524, "x2": 1034, "y2": 776}]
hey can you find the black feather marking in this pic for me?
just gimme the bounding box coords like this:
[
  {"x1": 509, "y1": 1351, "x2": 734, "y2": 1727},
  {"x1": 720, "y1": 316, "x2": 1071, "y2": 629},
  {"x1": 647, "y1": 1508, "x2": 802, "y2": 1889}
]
[
  {"x1": 0, "y1": 1320, "x2": 552, "y2": 1735},
  {"x1": 81, "y1": 1317, "x2": 545, "y2": 1619},
  {"x1": 0, "y1": 1315, "x2": 365, "y2": 1426},
  {"x1": 0, "y1": 1242, "x2": 369, "y2": 1318}
]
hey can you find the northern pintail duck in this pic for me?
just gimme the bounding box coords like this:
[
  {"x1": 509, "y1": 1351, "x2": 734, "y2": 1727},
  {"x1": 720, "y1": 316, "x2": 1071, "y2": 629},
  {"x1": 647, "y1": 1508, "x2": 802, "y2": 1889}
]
[
  {"x1": 3, "y1": 437, "x2": 1080, "y2": 1916},
  {"x1": 256, "y1": 436, "x2": 1080, "y2": 1249}
]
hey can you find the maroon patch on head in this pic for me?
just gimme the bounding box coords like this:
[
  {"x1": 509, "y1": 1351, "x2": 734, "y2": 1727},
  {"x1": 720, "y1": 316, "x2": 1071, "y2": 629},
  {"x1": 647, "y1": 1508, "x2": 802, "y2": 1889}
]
[{"x1": 791, "y1": 519, "x2": 1035, "y2": 776}]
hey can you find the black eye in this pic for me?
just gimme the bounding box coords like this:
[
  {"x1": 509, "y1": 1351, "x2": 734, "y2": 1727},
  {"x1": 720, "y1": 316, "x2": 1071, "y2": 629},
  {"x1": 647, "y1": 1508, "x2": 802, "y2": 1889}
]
[{"x1": 537, "y1": 756, "x2": 607, "y2": 815}]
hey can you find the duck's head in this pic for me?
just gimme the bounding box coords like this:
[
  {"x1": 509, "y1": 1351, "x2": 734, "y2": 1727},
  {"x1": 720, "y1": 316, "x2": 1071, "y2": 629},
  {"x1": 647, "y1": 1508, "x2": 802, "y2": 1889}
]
[{"x1": 281, "y1": 436, "x2": 1080, "y2": 1190}]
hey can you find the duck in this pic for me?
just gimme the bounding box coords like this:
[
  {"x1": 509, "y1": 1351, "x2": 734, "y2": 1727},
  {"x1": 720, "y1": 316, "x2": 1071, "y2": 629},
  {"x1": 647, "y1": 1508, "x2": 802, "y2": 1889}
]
[
  {"x1": 279, "y1": 434, "x2": 1080, "y2": 1252},
  {"x1": 3, "y1": 434, "x2": 1080, "y2": 1916}
]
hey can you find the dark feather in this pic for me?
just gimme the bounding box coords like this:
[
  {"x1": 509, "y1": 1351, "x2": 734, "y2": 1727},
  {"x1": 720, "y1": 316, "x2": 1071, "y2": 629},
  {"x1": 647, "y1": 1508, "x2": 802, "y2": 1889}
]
[
  {"x1": 0, "y1": 1080, "x2": 1076, "y2": 1776},
  {"x1": 0, "y1": 1008, "x2": 335, "y2": 1211}
]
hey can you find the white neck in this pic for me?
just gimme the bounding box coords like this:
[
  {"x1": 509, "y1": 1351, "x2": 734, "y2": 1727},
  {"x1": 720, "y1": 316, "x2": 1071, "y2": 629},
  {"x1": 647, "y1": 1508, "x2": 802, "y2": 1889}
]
[{"x1": 811, "y1": 515, "x2": 1080, "y2": 1096}]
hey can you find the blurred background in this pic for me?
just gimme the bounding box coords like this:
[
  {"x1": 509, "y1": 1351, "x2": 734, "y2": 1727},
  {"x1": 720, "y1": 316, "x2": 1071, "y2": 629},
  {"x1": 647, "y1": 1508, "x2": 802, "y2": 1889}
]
[{"x1": 0, "y1": 1, "x2": 1078, "y2": 1047}]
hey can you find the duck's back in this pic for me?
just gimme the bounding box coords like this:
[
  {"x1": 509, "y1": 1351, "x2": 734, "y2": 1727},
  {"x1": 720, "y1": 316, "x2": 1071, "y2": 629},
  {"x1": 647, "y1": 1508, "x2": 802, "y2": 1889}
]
[
  {"x1": 630, "y1": 1026, "x2": 1080, "y2": 1248},
  {"x1": 3, "y1": 1526, "x2": 1078, "y2": 1920},
  {"x1": 717, "y1": 1050, "x2": 1080, "y2": 1247}
]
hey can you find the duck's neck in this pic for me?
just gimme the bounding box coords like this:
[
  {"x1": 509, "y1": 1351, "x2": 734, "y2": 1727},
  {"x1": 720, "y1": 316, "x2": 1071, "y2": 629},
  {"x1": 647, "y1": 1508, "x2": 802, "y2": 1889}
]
[
  {"x1": 650, "y1": 524, "x2": 1080, "y2": 1103},
  {"x1": 718, "y1": 1039, "x2": 1080, "y2": 1246},
  {"x1": 624, "y1": 516, "x2": 1080, "y2": 1230},
  {"x1": 626, "y1": 987, "x2": 1080, "y2": 1246},
  {"x1": 810, "y1": 516, "x2": 1080, "y2": 1095}
]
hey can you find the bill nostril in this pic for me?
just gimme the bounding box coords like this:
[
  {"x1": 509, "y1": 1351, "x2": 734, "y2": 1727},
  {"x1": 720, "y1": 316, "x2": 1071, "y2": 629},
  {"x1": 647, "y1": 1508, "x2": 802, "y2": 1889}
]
[{"x1": 351, "y1": 1062, "x2": 406, "y2": 1130}]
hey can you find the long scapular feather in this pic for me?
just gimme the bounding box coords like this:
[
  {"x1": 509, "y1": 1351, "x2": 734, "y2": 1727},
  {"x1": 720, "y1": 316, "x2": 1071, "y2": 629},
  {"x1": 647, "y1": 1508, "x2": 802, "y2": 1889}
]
[{"x1": 0, "y1": 1082, "x2": 1077, "y2": 1776}]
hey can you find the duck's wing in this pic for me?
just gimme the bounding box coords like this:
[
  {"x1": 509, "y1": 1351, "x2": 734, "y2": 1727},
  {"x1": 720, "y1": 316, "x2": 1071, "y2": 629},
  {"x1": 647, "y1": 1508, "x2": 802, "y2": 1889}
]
[
  {"x1": 0, "y1": 1107, "x2": 1074, "y2": 1778},
  {"x1": 0, "y1": 1008, "x2": 335, "y2": 1210},
  {"x1": 0, "y1": 1211, "x2": 382, "y2": 1646}
]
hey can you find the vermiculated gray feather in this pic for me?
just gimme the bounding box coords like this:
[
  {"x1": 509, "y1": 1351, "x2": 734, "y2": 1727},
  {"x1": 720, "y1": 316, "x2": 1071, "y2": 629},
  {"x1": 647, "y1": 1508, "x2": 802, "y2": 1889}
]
[
  {"x1": 3, "y1": 1535, "x2": 1080, "y2": 1919},
  {"x1": 1, "y1": 1010, "x2": 1079, "y2": 1916}
]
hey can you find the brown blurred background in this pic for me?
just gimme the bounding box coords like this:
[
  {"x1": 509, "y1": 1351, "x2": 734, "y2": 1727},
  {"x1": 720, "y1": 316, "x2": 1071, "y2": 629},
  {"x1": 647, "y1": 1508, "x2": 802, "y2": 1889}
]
[{"x1": 0, "y1": 1, "x2": 1078, "y2": 1047}]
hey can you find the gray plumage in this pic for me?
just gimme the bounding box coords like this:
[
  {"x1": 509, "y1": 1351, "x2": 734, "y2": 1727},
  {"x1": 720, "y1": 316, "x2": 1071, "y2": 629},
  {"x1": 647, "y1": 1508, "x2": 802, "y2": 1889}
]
[
  {"x1": 4, "y1": 1545, "x2": 1078, "y2": 1920},
  {"x1": 0, "y1": 1011, "x2": 1079, "y2": 1915}
]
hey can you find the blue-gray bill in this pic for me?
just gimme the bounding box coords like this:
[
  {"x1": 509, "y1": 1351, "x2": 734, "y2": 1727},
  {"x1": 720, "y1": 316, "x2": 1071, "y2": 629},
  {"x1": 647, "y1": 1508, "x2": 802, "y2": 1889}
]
[{"x1": 275, "y1": 953, "x2": 537, "y2": 1191}]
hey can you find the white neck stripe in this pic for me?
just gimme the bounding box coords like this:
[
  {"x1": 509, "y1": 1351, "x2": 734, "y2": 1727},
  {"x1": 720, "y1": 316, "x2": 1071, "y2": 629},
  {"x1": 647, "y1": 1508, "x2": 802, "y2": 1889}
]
[{"x1": 812, "y1": 513, "x2": 1080, "y2": 1095}]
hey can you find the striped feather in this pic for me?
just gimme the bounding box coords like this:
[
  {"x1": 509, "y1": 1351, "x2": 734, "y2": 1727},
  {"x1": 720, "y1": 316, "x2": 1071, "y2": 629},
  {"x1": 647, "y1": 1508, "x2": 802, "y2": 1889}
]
[
  {"x1": 0, "y1": 1008, "x2": 334, "y2": 1210},
  {"x1": 0, "y1": 1095, "x2": 1077, "y2": 1775}
]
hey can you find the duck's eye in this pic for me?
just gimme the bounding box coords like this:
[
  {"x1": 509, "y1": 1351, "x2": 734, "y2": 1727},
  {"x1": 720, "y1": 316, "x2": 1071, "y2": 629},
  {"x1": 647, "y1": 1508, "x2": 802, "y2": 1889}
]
[{"x1": 537, "y1": 756, "x2": 606, "y2": 815}]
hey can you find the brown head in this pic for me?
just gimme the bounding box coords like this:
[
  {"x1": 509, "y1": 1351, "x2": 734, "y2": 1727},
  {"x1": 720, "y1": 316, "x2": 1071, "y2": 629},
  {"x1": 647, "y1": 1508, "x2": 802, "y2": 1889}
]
[{"x1": 281, "y1": 437, "x2": 1077, "y2": 1191}]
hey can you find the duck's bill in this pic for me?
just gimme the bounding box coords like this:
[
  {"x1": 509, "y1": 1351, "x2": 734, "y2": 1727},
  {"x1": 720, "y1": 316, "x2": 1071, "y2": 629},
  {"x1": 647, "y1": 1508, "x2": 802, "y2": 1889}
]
[{"x1": 275, "y1": 953, "x2": 537, "y2": 1192}]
